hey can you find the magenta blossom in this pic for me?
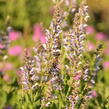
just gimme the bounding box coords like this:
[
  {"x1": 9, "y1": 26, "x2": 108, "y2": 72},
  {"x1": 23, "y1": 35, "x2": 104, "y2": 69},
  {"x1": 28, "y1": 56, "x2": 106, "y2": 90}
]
[
  {"x1": 87, "y1": 42, "x2": 95, "y2": 51},
  {"x1": 103, "y1": 61, "x2": 109, "y2": 69},
  {"x1": 32, "y1": 24, "x2": 46, "y2": 43},
  {"x1": 4, "y1": 63, "x2": 13, "y2": 71},
  {"x1": 96, "y1": 32, "x2": 106, "y2": 40},
  {"x1": 16, "y1": 70, "x2": 22, "y2": 76},
  {"x1": 8, "y1": 46, "x2": 22, "y2": 56},
  {"x1": 86, "y1": 26, "x2": 95, "y2": 34},
  {"x1": 0, "y1": 63, "x2": 13, "y2": 72},
  {"x1": 0, "y1": 43, "x2": 4, "y2": 49},
  {"x1": 91, "y1": 90, "x2": 98, "y2": 98},
  {"x1": 9, "y1": 31, "x2": 20, "y2": 41},
  {"x1": 74, "y1": 73, "x2": 81, "y2": 80}
]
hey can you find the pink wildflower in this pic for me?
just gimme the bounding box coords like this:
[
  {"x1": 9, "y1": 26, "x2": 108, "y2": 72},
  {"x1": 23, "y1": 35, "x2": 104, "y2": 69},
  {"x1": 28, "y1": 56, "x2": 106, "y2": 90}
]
[
  {"x1": 74, "y1": 73, "x2": 81, "y2": 80},
  {"x1": 16, "y1": 70, "x2": 22, "y2": 76},
  {"x1": 0, "y1": 63, "x2": 13, "y2": 72},
  {"x1": 32, "y1": 24, "x2": 46, "y2": 43},
  {"x1": 40, "y1": 34, "x2": 46, "y2": 44},
  {"x1": 0, "y1": 43, "x2": 4, "y2": 49},
  {"x1": 91, "y1": 90, "x2": 98, "y2": 98},
  {"x1": 65, "y1": 0, "x2": 70, "y2": 6},
  {"x1": 4, "y1": 63, "x2": 13, "y2": 71},
  {"x1": 8, "y1": 46, "x2": 22, "y2": 56},
  {"x1": 9, "y1": 31, "x2": 20, "y2": 41},
  {"x1": 86, "y1": 26, "x2": 95, "y2": 34},
  {"x1": 103, "y1": 61, "x2": 109, "y2": 69},
  {"x1": 96, "y1": 32, "x2": 106, "y2": 40},
  {"x1": 87, "y1": 42, "x2": 95, "y2": 51}
]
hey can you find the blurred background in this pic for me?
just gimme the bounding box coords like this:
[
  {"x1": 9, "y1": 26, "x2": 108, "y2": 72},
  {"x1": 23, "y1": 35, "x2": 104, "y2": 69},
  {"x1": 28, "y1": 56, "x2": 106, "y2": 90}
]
[
  {"x1": 0, "y1": 0, "x2": 109, "y2": 34},
  {"x1": 0, "y1": 0, "x2": 109, "y2": 108}
]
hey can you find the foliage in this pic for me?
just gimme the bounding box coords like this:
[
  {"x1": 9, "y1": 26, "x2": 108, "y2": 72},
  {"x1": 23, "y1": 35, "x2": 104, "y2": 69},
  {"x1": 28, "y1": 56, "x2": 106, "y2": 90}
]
[{"x1": 0, "y1": 0, "x2": 109, "y2": 109}]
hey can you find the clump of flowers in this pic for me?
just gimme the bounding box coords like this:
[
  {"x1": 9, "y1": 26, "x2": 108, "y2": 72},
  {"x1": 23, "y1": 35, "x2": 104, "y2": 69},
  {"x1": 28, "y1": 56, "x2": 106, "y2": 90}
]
[
  {"x1": 0, "y1": 30, "x2": 9, "y2": 60},
  {"x1": 0, "y1": 16, "x2": 12, "y2": 61},
  {"x1": 19, "y1": 0, "x2": 103, "y2": 108}
]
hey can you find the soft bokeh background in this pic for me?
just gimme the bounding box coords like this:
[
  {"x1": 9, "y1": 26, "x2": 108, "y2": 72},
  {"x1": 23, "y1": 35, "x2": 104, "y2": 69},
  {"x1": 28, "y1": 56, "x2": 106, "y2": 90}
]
[{"x1": 0, "y1": 0, "x2": 109, "y2": 108}]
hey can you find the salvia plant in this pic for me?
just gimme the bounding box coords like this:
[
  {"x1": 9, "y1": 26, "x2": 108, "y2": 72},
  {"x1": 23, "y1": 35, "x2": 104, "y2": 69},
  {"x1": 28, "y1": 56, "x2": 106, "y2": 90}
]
[
  {"x1": 0, "y1": 31, "x2": 9, "y2": 61},
  {"x1": 0, "y1": 16, "x2": 12, "y2": 61},
  {"x1": 18, "y1": 0, "x2": 103, "y2": 109}
]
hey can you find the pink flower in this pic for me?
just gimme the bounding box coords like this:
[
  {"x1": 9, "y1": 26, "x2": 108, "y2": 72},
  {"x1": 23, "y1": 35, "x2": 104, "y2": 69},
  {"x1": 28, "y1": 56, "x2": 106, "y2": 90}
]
[
  {"x1": 32, "y1": 24, "x2": 46, "y2": 43},
  {"x1": 103, "y1": 61, "x2": 109, "y2": 69},
  {"x1": 9, "y1": 31, "x2": 20, "y2": 41},
  {"x1": 87, "y1": 42, "x2": 95, "y2": 51},
  {"x1": 8, "y1": 46, "x2": 22, "y2": 56},
  {"x1": 65, "y1": 0, "x2": 70, "y2": 6},
  {"x1": 0, "y1": 63, "x2": 13, "y2": 72},
  {"x1": 74, "y1": 73, "x2": 81, "y2": 80},
  {"x1": 96, "y1": 32, "x2": 106, "y2": 40},
  {"x1": 91, "y1": 90, "x2": 98, "y2": 98},
  {"x1": 40, "y1": 34, "x2": 46, "y2": 44},
  {"x1": 0, "y1": 43, "x2": 4, "y2": 49},
  {"x1": 4, "y1": 63, "x2": 13, "y2": 71},
  {"x1": 86, "y1": 26, "x2": 95, "y2": 34},
  {"x1": 16, "y1": 70, "x2": 22, "y2": 76}
]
